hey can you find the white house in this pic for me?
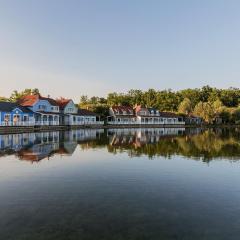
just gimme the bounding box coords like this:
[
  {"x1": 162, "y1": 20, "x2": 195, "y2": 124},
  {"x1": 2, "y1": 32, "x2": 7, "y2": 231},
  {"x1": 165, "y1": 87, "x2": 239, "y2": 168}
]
[
  {"x1": 108, "y1": 106, "x2": 137, "y2": 124},
  {"x1": 135, "y1": 106, "x2": 184, "y2": 125},
  {"x1": 56, "y1": 98, "x2": 103, "y2": 126}
]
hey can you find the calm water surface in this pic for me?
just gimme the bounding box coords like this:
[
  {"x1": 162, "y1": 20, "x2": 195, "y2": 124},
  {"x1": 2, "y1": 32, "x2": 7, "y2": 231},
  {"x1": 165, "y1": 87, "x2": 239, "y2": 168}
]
[{"x1": 0, "y1": 128, "x2": 240, "y2": 240}]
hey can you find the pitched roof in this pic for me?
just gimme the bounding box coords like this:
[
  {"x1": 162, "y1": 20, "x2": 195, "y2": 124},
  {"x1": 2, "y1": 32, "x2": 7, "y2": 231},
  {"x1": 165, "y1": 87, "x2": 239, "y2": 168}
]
[
  {"x1": 111, "y1": 106, "x2": 134, "y2": 115},
  {"x1": 40, "y1": 96, "x2": 58, "y2": 106},
  {"x1": 134, "y1": 105, "x2": 150, "y2": 114},
  {"x1": 77, "y1": 109, "x2": 97, "y2": 116},
  {"x1": 18, "y1": 94, "x2": 58, "y2": 107},
  {"x1": 18, "y1": 95, "x2": 39, "y2": 106},
  {"x1": 0, "y1": 101, "x2": 33, "y2": 113},
  {"x1": 55, "y1": 98, "x2": 72, "y2": 110},
  {"x1": 159, "y1": 112, "x2": 181, "y2": 118}
]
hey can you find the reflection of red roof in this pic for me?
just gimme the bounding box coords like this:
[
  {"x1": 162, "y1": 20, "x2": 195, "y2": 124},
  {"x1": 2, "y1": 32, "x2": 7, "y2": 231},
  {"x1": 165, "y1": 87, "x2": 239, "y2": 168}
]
[
  {"x1": 55, "y1": 98, "x2": 72, "y2": 110},
  {"x1": 17, "y1": 149, "x2": 43, "y2": 162},
  {"x1": 18, "y1": 94, "x2": 58, "y2": 107}
]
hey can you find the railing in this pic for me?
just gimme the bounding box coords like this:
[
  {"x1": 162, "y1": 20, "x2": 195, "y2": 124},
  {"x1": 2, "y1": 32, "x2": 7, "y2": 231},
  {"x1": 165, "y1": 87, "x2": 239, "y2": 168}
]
[
  {"x1": 35, "y1": 121, "x2": 59, "y2": 126},
  {"x1": 0, "y1": 121, "x2": 35, "y2": 126},
  {"x1": 107, "y1": 121, "x2": 185, "y2": 125},
  {"x1": 107, "y1": 121, "x2": 137, "y2": 125},
  {"x1": 65, "y1": 121, "x2": 104, "y2": 125}
]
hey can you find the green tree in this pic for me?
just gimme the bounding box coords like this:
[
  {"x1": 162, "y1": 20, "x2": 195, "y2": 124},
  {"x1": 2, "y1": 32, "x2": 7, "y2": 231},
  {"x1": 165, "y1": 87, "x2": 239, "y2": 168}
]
[
  {"x1": 194, "y1": 102, "x2": 214, "y2": 123},
  {"x1": 178, "y1": 98, "x2": 192, "y2": 114}
]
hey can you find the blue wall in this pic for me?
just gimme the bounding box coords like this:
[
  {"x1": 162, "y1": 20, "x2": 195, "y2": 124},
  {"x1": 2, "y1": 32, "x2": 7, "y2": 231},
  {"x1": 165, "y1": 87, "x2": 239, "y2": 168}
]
[{"x1": 0, "y1": 108, "x2": 34, "y2": 122}]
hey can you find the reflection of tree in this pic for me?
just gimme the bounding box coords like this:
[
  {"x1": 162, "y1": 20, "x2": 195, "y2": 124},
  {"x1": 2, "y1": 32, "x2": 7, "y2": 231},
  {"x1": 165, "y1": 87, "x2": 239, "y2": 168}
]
[
  {"x1": 107, "y1": 129, "x2": 240, "y2": 162},
  {"x1": 1, "y1": 128, "x2": 240, "y2": 163}
]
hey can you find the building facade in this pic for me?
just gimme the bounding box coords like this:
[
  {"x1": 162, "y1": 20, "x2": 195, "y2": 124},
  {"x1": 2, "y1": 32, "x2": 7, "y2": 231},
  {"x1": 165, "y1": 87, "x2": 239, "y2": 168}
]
[
  {"x1": 108, "y1": 105, "x2": 185, "y2": 125},
  {"x1": 18, "y1": 94, "x2": 60, "y2": 126},
  {"x1": 0, "y1": 102, "x2": 35, "y2": 126},
  {"x1": 108, "y1": 106, "x2": 136, "y2": 124}
]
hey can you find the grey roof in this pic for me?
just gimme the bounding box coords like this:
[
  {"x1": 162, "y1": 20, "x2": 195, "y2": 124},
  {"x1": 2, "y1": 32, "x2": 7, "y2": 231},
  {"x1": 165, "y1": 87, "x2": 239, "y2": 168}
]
[
  {"x1": 77, "y1": 109, "x2": 97, "y2": 116},
  {"x1": 0, "y1": 101, "x2": 33, "y2": 113},
  {"x1": 71, "y1": 109, "x2": 97, "y2": 116}
]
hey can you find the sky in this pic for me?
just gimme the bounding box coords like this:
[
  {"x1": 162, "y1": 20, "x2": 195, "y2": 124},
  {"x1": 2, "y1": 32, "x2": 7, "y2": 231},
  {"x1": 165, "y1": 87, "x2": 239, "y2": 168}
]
[{"x1": 0, "y1": 0, "x2": 240, "y2": 101}]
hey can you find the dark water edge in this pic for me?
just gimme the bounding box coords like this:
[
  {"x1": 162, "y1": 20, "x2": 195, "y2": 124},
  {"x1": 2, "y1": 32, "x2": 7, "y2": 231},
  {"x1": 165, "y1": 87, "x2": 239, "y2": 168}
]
[{"x1": 0, "y1": 128, "x2": 240, "y2": 240}]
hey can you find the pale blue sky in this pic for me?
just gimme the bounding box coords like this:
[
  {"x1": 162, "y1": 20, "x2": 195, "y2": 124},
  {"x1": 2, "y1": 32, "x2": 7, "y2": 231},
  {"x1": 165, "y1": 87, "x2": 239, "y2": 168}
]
[{"x1": 0, "y1": 0, "x2": 240, "y2": 101}]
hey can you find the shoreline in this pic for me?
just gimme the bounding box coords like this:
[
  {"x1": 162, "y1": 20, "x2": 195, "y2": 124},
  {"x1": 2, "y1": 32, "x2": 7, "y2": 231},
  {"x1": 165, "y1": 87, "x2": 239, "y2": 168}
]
[{"x1": 0, "y1": 124, "x2": 239, "y2": 134}]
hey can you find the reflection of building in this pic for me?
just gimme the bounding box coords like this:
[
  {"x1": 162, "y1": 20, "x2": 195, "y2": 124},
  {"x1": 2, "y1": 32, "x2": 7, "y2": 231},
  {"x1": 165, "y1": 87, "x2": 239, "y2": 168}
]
[
  {"x1": 0, "y1": 129, "x2": 105, "y2": 163},
  {"x1": 108, "y1": 128, "x2": 185, "y2": 147},
  {"x1": 65, "y1": 129, "x2": 104, "y2": 142},
  {"x1": 0, "y1": 133, "x2": 36, "y2": 150}
]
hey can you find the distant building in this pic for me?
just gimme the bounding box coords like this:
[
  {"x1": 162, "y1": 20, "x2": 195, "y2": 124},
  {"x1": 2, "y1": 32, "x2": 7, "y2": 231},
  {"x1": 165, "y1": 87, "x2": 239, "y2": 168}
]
[
  {"x1": 56, "y1": 98, "x2": 104, "y2": 126},
  {"x1": 184, "y1": 115, "x2": 203, "y2": 125},
  {"x1": 108, "y1": 106, "x2": 136, "y2": 124},
  {"x1": 107, "y1": 105, "x2": 185, "y2": 125},
  {"x1": 135, "y1": 106, "x2": 163, "y2": 124},
  {"x1": 55, "y1": 98, "x2": 78, "y2": 125}
]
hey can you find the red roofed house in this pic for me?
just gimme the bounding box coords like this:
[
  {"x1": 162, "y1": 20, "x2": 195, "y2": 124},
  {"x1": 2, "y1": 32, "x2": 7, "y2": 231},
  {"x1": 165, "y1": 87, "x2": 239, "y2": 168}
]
[
  {"x1": 18, "y1": 94, "x2": 60, "y2": 126},
  {"x1": 55, "y1": 98, "x2": 78, "y2": 125},
  {"x1": 108, "y1": 106, "x2": 136, "y2": 124},
  {"x1": 134, "y1": 105, "x2": 184, "y2": 125},
  {"x1": 56, "y1": 97, "x2": 104, "y2": 126}
]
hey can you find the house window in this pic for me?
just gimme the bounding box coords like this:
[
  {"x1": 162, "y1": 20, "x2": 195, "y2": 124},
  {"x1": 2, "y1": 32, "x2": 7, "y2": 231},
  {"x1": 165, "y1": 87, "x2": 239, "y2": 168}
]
[{"x1": 39, "y1": 105, "x2": 46, "y2": 110}]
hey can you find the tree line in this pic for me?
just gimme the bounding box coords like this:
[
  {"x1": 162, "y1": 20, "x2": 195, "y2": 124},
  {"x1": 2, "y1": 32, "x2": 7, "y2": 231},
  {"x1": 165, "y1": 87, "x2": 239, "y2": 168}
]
[
  {"x1": 79, "y1": 86, "x2": 240, "y2": 123},
  {"x1": 1, "y1": 86, "x2": 240, "y2": 123}
]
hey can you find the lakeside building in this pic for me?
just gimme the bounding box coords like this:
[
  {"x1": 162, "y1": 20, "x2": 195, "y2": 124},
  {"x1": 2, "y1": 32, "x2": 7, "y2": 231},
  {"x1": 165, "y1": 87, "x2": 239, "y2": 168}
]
[
  {"x1": 107, "y1": 105, "x2": 185, "y2": 125},
  {"x1": 0, "y1": 94, "x2": 103, "y2": 127},
  {"x1": 56, "y1": 98, "x2": 104, "y2": 126},
  {"x1": 0, "y1": 102, "x2": 35, "y2": 126},
  {"x1": 18, "y1": 94, "x2": 60, "y2": 126},
  {"x1": 184, "y1": 115, "x2": 203, "y2": 125},
  {"x1": 108, "y1": 106, "x2": 136, "y2": 124}
]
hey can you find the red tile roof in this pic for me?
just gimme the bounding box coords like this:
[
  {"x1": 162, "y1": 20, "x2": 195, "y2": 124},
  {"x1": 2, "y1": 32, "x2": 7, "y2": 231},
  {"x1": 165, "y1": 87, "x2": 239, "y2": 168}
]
[
  {"x1": 111, "y1": 106, "x2": 134, "y2": 115},
  {"x1": 18, "y1": 94, "x2": 39, "y2": 106},
  {"x1": 18, "y1": 94, "x2": 58, "y2": 106},
  {"x1": 55, "y1": 98, "x2": 72, "y2": 110}
]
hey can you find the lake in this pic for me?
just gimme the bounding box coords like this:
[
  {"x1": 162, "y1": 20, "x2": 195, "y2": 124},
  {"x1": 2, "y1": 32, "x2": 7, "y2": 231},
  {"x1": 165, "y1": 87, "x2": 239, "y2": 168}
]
[{"x1": 0, "y1": 127, "x2": 240, "y2": 240}]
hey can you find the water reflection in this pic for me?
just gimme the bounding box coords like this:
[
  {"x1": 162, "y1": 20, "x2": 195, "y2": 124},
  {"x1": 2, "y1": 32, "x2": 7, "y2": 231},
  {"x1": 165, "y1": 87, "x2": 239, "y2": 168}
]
[
  {"x1": 1, "y1": 127, "x2": 240, "y2": 162},
  {"x1": 1, "y1": 128, "x2": 240, "y2": 240},
  {"x1": 0, "y1": 129, "x2": 104, "y2": 162}
]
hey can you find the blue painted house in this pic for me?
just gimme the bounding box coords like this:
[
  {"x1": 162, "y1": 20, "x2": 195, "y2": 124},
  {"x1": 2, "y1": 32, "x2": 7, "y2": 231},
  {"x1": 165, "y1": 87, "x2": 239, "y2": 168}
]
[
  {"x1": 0, "y1": 101, "x2": 35, "y2": 126},
  {"x1": 18, "y1": 94, "x2": 60, "y2": 125}
]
